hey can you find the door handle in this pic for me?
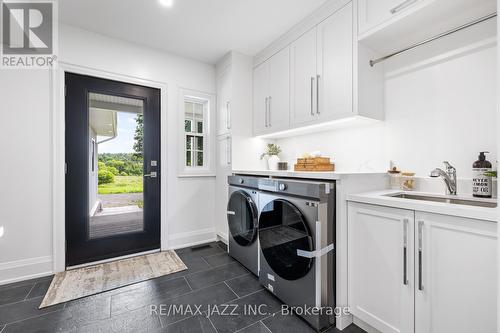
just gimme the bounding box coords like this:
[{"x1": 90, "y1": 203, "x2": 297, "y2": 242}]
[
  {"x1": 264, "y1": 97, "x2": 269, "y2": 127},
  {"x1": 418, "y1": 220, "x2": 424, "y2": 291},
  {"x1": 402, "y1": 218, "x2": 408, "y2": 285},
  {"x1": 310, "y1": 77, "x2": 315, "y2": 116},
  {"x1": 316, "y1": 74, "x2": 320, "y2": 115},
  {"x1": 226, "y1": 101, "x2": 231, "y2": 130},
  {"x1": 268, "y1": 96, "x2": 272, "y2": 127},
  {"x1": 144, "y1": 171, "x2": 157, "y2": 178},
  {"x1": 390, "y1": 0, "x2": 418, "y2": 14}
]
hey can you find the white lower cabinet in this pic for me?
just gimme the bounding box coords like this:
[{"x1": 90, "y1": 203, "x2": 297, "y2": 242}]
[
  {"x1": 348, "y1": 202, "x2": 497, "y2": 333},
  {"x1": 415, "y1": 211, "x2": 497, "y2": 333},
  {"x1": 348, "y1": 203, "x2": 415, "y2": 333}
]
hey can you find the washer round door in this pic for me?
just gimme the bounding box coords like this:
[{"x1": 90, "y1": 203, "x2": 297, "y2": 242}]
[
  {"x1": 258, "y1": 199, "x2": 314, "y2": 280},
  {"x1": 227, "y1": 190, "x2": 258, "y2": 246}
]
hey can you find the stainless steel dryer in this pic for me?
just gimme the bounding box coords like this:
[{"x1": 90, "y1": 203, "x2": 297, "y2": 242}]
[
  {"x1": 257, "y1": 178, "x2": 336, "y2": 331},
  {"x1": 227, "y1": 175, "x2": 261, "y2": 276}
]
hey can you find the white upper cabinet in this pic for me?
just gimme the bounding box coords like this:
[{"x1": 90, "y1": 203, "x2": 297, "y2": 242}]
[
  {"x1": 268, "y1": 47, "x2": 290, "y2": 132},
  {"x1": 217, "y1": 66, "x2": 232, "y2": 135},
  {"x1": 290, "y1": 28, "x2": 318, "y2": 126},
  {"x1": 358, "y1": 0, "x2": 421, "y2": 35},
  {"x1": 414, "y1": 211, "x2": 497, "y2": 333},
  {"x1": 253, "y1": 46, "x2": 290, "y2": 135},
  {"x1": 252, "y1": 60, "x2": 269, "y2": 135},
  {"x1": 317, "y1": 2, "x2": 353, "y2": 121}
]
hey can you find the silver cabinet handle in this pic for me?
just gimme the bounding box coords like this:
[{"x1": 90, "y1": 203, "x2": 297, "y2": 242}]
[
  {"x1": 226, "y1": 136, "x2": 231, "y2": 165},
  {"x1": 144, "y1": 171, "x2": 157, "y2": 178},
  {"x1": 390, "y1": 0, "x2": 418, "y2": 14},
  {"x1": 310, "y1": 77, "x2": 315, "y2": 116},
  {"x1": 226, "y1": 101, "x2": 231, "y2": 130},
  {"x1": 403, "y1": 218, "x2": 408, "y2": 285},
  {"x1": 418, "y1": 220, "x2": 424, "y2": 291},
  {"x1": 268, "y1": 96, "x2": 272, "y2": 127},
  {"x1": 264, "y1": 97, "x2": 269, "y2": 127},
  {"x1": 316, "y1": 74, "x2": 320, "y2": 115}
]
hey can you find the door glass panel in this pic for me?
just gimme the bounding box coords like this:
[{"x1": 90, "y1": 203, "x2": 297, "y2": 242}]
[
  {"x1": 227, "y1": 191, "x2": 257, "y2": 246},
  {"x1": 88, "y1": 92, "x2": 145, "y2": 239},
  {"x1": 258, "y1": 199, "x2": 313, "y2": 280}
]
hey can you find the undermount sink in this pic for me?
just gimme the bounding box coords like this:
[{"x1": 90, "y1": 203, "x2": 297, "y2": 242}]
[{"x1": 386, "y1": 193, "x2": 497, "y2": 208}]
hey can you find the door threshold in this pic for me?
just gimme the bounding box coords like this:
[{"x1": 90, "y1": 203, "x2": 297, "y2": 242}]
[{"x1": 66, "y1": 248, "x2": 160, "y2": 270}]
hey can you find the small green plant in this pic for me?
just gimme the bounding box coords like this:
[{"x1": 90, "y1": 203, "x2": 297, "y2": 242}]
[{"x1": 260, "y1": 143, "x2": 282, "y2": 160}]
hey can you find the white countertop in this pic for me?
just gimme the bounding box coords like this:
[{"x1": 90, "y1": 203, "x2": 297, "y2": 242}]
[
  {"x1": 348, "y1": 190, "x2": 498, "y2": 222},
  {"x1": 232, "y1": 169, "x2": 386, "y2": 180}
]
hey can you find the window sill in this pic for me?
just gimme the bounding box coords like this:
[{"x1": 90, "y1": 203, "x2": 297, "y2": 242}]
[{"x1": 177, "y1": 173, "x2": 216, "y2": 178}]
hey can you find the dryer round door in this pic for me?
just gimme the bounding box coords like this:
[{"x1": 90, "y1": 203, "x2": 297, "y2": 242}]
[
  {"x1": 258, "y1": 199, "x2": 314, "y2": 281},
  {"x1": 227, "y1": 190, "x2": 258, "y2": 246}
]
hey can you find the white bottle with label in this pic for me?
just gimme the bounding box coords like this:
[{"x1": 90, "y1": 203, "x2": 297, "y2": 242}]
[{"x1": 472, "y1": 152, "x2": 492, "y2": 198}]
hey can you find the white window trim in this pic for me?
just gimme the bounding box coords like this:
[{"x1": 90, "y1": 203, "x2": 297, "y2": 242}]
[{"x1": 178, "y1": 88, "x2": 216, "y2": 177}]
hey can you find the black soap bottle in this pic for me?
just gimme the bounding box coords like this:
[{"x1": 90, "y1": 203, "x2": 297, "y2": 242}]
[{"x1": 472, "y1": 152, "x2": 492, "y2": 198}]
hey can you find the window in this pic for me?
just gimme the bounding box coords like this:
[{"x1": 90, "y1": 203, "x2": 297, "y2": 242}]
[{"x1": 179, "y1": 89, "x2": 215, "y2": 176}]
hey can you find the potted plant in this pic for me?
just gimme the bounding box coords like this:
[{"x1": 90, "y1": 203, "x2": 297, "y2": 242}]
[{"x1": 260, "y1": 144, "x2": 282, "y2": 170}]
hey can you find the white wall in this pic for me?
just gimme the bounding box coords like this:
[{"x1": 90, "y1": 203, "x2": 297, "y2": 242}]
[
  {"x1": 276, "y1": 45, "x2": 497, "y2": 181},
  {"x1": 0, "y1": 24, "x2": 217, "y2": 284}
]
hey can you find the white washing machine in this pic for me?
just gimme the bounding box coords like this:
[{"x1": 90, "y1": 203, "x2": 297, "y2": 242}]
[
  {"x1": 257, "y1": 178, "x2": 336, "y2": 331},
  {"x1": 227, "y1": 175, "x2": 261, "y2": 276}
]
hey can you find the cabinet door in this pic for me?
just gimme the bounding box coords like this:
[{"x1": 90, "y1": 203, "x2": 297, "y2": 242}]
[
  {"x1": 358, "y1": 0, "x2": 421, "y2": 35},
  {"x1": 290, "y1": 27, "x2": 318, "y2": 126},
  {"x1": 215, "y1": 135, "x2": 232, "y2": 240},
  {"x1": 252, "y1": 61, "x2": 269, "y2": 135},
  {"x1": 317, "y1": 2, "x2": 353, "y2": 120},
  {"x1": 217, "y1": 67, "x2": 232, "y2": 135},
  {"x1": 348, "y1": 202, "x2": 415, "y2": 333},
  {"x1": 268, "y1": 46, "x2": 290, "y2": 132},
  {"x1": 415, "y1": 212, "x2": 497, "y2": 333}
]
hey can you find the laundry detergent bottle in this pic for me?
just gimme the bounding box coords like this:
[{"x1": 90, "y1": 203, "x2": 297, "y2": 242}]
[{"x1": 472, "y1": 152, "x2": 492, "y2": 198}]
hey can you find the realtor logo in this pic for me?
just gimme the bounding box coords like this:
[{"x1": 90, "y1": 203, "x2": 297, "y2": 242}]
[{"x1": 1, "y1": 0, "x2": 57, "y2": 68}]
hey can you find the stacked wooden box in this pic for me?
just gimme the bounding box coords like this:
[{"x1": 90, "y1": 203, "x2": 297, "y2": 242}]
[{"x1": 294, "y1": 157, "x2": 335, "y2": 172}]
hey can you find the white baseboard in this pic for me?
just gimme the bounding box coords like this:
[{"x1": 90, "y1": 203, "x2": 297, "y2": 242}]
[
  {"x1": 168, "y1": 228, "x2": 217, "y2": 250},
  {"x1": 0, "y1": 256, "x2": 53, "y2": 286},
  {"x1": 216, "y1": 232, "x2": 228, "y2": 244},
  {"x1": 336, "y1": 313, "x2": 353, "y2": 330},
  {"x1": 352, "y1": 316, "x2": 382, "y2": 333}
]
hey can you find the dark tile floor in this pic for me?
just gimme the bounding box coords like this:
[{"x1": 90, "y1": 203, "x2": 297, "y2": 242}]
[{"x1": 0, "y1": 242, "x2": 366, "y2": 333}]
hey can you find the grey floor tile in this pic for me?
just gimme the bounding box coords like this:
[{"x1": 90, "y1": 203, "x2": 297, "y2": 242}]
[
  {"x1": 0, "y1": 297, "x2": 64, "y2": 326},
  {"x1": 0, "y1": 276, "x2": 52, "y2": 292},
  {"x1": 176, "y1": 243, "x2": 225, "y2": 261},
  {"x1": 75, "y1": 306, "x2": 161, "y2": 333},
  {"x1": 262, "y1": 311, "x2": 316, "y2": 333},
  {"x1": 209, "y1": 290, "x2": 282, "y2": 333},
  {"x1": 203, "y1": 252, "x2": 236, "y2": 268},
  {"x1": 324, "y1": 324, "x2": 366, "y2": 333},
  {"x1": 3, "y1": 295, "x2": 111, "y2": 333},
  {"x1": 185, "y1": 262, "x2": 248, "y2": 290},
  {"x1": 0, "y1": 285, "x2": 33, "y2": 306},
  {"x1": 225, "y1": 274, "x2": 262, "y2": 298},
  {"x1": 238, "y1": 321, "x2": 272, "y2": 333},
  {"x1": 26, "y1": 279, "x2": 52, "y2": 300},
  {"x1": 157, "y1": 282, "x2": 237, "y2": 326},
  {"x1": 162, "y1": 315, "x2": 217, "y2": 333},
  {"x1": 111, "y1": 277, "x2": 191, "y2": 315}
]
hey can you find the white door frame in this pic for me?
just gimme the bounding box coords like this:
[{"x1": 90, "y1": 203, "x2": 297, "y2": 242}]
[{"x1": 51, "y1": 62, "x2": 168, "y2": 273}]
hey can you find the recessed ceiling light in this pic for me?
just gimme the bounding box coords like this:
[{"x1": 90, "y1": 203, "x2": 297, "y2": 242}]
[{"x1": 159, "y1": 0, "x2": 173, "y2": 7}]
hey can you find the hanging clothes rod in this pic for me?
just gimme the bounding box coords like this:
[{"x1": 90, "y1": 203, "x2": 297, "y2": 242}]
[{"x1": 369, "y1": 12, "x2": 497, "y2": 67}]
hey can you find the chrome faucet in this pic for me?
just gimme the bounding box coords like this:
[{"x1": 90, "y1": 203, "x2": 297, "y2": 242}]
[{"x1": 430, "y1": 161, "x2": 457, "y2": 195}]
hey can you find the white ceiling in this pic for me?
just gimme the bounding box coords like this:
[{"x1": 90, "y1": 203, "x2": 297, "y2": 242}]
[{"x1": 59, "y1": 0, "x2": 328, "y2": 64}]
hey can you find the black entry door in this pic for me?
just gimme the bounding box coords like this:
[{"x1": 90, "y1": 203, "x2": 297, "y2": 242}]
[{"x1": 65, "y1": 72, "x2": 161, "y2": 267}]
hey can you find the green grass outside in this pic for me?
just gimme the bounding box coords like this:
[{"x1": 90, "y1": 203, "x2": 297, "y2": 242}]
[{"x1": 98, "y1": 176, "x2": 143, "y2": 194}]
